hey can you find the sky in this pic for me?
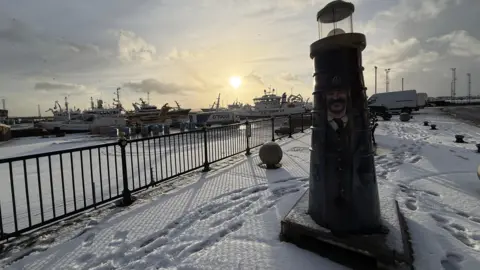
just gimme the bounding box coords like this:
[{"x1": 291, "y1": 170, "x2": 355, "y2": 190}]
[{"x1": 0, "y1": 0, "x2": 479, "y2": 116}]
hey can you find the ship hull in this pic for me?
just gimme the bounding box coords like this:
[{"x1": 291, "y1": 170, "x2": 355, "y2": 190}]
[{"x1": 235, "y1": 107, "x2": 307, "y2": 120}]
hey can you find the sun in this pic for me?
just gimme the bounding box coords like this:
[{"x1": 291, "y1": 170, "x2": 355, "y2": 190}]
[{"x1": 229, "y1": 76, "x2": 242, "y2": 89}]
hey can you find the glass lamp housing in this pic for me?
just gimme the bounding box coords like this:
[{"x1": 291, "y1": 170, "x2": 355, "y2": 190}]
[{"x1": 317, "y1": 0, "x2": 354, "y2": 39}]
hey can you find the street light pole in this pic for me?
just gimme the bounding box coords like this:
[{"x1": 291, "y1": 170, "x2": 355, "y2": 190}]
[
  {"x1": 385, "y1": 68, "x2": 391, "y2": 92},
  {"x1": 451, "y1": 68, "x2": 456, "y2": 101},
  {"x1": 374, "y1": 66, "x2": 377, "y2": 94},
  {"x1": 402, "y1": 77, "x2": 404, "y2": 91}
]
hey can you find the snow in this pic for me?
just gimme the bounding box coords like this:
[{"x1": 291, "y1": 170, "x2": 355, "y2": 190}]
[{"x1": 2, "y1": 108, "x2": 480, "y2": 270}]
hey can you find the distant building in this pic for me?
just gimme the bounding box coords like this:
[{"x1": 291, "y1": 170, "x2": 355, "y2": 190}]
[
  {"x1": 0, "y1": 123, "x2": 11, "y2": 141},
  {"x1": 0, "y1": 109, "x2": 7, "y2": 118},
  {"x1": 0, "y1": 109, "x2": 7, "y2": 123}
]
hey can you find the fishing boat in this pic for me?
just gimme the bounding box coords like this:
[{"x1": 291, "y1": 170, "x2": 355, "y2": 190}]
[
  {"x1": 168, "y1": 101, "x2": 191, "y2": 127},
  {"x1": 126, "y1": 98, "x2": 171, "y2": 125},
  {"x1": 235, "y1": 88, "x2": 308, "y2": 119},
  {"x1": 37, "y1": 88, "x2": 127, "y2": 133}
]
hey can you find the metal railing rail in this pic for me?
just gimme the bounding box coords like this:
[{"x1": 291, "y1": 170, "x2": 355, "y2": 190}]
[{"x1": 0, "y1": 113, "x2": 312, "y2": 240}]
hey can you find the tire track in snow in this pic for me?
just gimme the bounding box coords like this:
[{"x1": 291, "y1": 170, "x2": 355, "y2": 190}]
[{"x1": 76, "y1": 177, "x2": 307, "y2": 269}]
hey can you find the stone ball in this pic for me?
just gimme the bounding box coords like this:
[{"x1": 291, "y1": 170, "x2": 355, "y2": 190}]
[
  {"x1": 477, "y1": 164, "x2": 480, "y2": 181},
  {"x1": 259, "y1": 142, "x2": 283, "y2": 167},
  {"x1": 400, "y1": 113, "x2": 411, "y2": 122}
]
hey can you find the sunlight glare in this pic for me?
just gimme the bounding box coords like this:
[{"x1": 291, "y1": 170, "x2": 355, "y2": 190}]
[{"x1": 229, "y1": 76, "x2": 242, "y2": 89}]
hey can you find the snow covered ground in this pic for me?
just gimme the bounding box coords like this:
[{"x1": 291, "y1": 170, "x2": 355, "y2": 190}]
[{"x1": 2, "y1": 108, "x2": 480, "y2": 270}]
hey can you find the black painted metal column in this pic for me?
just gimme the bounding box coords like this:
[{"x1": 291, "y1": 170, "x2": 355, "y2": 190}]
[{"x1": 308, "y1": 0, "x2": 382, "y2": 234}]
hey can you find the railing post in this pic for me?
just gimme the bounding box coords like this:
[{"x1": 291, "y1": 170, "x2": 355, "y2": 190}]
[
  {"x1": 300, "y1": 113, "x2": 304, "y2": 133},
  {"x1": 245, "y1": 120, "x2": 251, "y2": 156},
  {"x1": 271, "y1": 117, "x2": 275, "y2": 142},
  {"x1": 202, "y1": 127, "x2": 210, "y2": 172},
  {"x1": 288, "y1": 114, "x2": 293, "y2": 138},
  {"x1": 118, "y1": 138, "x2": 133, "y2": 206}
]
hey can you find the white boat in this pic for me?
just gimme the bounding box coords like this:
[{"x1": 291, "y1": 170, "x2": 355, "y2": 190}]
[
  {"x1": 37, "y1": 88, "x2": 127, "y2": 133},
  {"x1": 235, "y1": 89, "x2": 308, "y2": 119},
  {"x1": 38, "y1": 117, "x2": 126, "y2": 133}
]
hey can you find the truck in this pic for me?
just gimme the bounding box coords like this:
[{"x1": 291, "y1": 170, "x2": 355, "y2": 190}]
[
  {"x1": 416, "y1": 92, "x2": 428, "y2": 109},
  {"x1": 367, "y1": 90, "x2": 418, "y2": 114}
]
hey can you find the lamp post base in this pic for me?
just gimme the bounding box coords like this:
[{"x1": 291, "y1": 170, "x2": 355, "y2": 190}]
[{"x1": 280, "y1": 189, "x2": 413, "y2": 270}]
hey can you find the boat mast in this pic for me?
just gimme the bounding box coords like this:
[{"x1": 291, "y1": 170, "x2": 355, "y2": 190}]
[
  {"x1": 215, "y1": 93, "x2": 221, "y2": 111},
  {"x1": 114, "y1": 87, "x2": 121, "y2": 109},
  {"x1": 65, "y1": 96, "x2": 71, "y2": 121}
]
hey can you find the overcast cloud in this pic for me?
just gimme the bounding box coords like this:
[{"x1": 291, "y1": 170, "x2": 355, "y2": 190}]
[{"x1": 0, "y1": 0, "x2": 479, "y2": 116}]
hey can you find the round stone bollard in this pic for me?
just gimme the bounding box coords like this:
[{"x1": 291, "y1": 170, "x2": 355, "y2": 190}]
[
  {"x1": 423, "y1": 121, "x2": 429, "y2": 126},
  {"x1": 259, "y1": 142, "x2": 283, "y2": 169},
  {"x1": 455, "y1": 135, "x2": 465, "y2": 143},
  {"x1": 430, "y1": 124, "x2": 437, "y2": 130},
  {"x1": 400, "y1": 113, "x2": 411, "y2": 122}
]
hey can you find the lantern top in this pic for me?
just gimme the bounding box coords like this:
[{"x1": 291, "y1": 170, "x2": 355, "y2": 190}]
[{"x1": 317, "y1": 0, "x2": 355, "y2": 24}]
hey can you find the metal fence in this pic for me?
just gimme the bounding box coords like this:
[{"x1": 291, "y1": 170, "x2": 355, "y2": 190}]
[{"x1": 0, "y1": 113, "x2": 311, "y2": 240}]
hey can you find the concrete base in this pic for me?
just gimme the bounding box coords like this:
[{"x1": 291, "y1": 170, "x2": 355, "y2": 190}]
[{"x1": 280, "y1": 190, "x2": 413, "y2": 270}]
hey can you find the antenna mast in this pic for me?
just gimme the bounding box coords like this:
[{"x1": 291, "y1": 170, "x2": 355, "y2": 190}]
[
  {"x1": 451, "y1": 68, "x2": 456, "y2": 101},
  {"x1": 1, "y1": 98, "x2": 5, "y2": 110},
  {"x1": 114, "y1": 87, "x2": 121, "y2": 108},
  {"x1": 467, "y1": 73, "x2": 471, "y2": 103}
]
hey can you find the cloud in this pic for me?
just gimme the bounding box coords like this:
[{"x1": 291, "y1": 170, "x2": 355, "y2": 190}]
[
  {"x1": 427, "y1": 30, "x2": 480, "y2": 58},
  {"x1": 244, "y1": 56, "x2": 290, "y2": 63},
  {"x1": 243, "y1": 72, "x2": 264, "y2": 85},
  {"x1": 34, "y1": 81, "x2": 87, "y2": 91},
  {"x1": 166, "y1": 47, "x2": 203, "y2": 61},
  {"x1": 115, "y1": 30, "x2": 157, "y2": 63},
  {"x1": 122, "y1": 79, "x2": 193, "y2": 95},
  {"x1": 279, "y1": 72, "x2": 301, "y2": 82},
  {"x1": 33, "y1": 81, "x2": 96, "y2": 96}
]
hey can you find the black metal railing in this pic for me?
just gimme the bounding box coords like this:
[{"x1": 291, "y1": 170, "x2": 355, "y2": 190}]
[{"x1": 0, "y1": 113, "x2": 312, "y2": 240}]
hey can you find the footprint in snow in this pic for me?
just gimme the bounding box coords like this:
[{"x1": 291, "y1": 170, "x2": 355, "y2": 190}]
[
  {"x1": 109, "y1": 230, "x2": 129, "y2": 247},
  {"x1": 431, "y1": 213, "x2": 449, "y2": 224},
  {"x1": 470, "y1": 216, "x2": 480, "y2": 224},
  {"x1": 82, "y1": 232, "x2": 95, "y2": 247},
  {"x1": 441, "y1": 252, "x2": 464, "y2": 270},
  {"x1": 431, "y1": 213, "x2": 479, "y2": 249},
  {"x1": 80, "y1": 182, "x2": 306, "y2": 269},
  {"x1": 77, "y1": 253, "x2": 95, "y2": 264},
  {"x1": 407, "y1": 155, "x2": 422, "y2": 164},
  {"x1": 405, "y1": 198, "x2": 418, "y2": 211}
]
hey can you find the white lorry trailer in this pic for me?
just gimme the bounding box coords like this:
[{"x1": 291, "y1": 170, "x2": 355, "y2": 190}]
[
  {"x1": 367, "y1": 90, "x2": 418, "y2": 113},
  {"x1": 416, "y1": 92, "x2": 428, "y2": 109}
]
